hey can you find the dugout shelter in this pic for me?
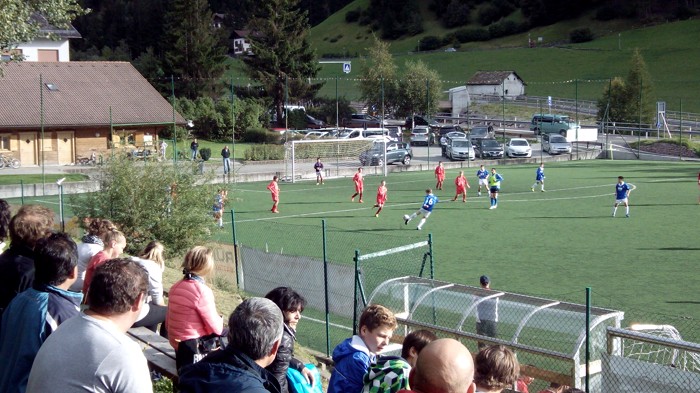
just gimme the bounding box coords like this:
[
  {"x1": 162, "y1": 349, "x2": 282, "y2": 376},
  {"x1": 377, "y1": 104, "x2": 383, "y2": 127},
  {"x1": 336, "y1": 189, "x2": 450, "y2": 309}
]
[{"x1": 368, "y1": 276, "x2": 624, "y2": 392}]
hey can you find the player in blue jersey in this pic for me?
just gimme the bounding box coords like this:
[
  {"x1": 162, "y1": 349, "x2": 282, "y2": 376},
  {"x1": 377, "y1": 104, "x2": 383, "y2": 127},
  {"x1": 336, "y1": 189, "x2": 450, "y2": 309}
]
[
  {"x1": 612, "y1": 176, "x2": 636, "y2": 217},
  {"x1": 476, "y1": 165, "x2": 489, "y2": 196},
  {"x1": 487, "y1": 168, "x2": 504, "y2": 209},
  {"x1": 404, "y1": 189, "x2": 438, "y2": 230},
  {"x1": 531, "y1": 163, "x2": 545, "y2": 192}
]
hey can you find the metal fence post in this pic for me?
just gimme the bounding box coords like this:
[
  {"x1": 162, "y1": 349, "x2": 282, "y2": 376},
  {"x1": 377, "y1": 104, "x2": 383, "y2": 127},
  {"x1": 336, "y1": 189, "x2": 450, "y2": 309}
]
[
  {"x1": 353, "y1": 249, "x2": 360, "y2": 335},
  {"x1": 586, "y1": 287, "x2": 591, "y2": 393},
  {"x1": 428, "y1": 233, "x2": 434, "y2": 279},
  {"x1": 230, "y1": 209, "x2": 239, "y2": 288},
  {"x1": 20, "y1": 180, "x2": 24, "y2": 205},
  {"x1": 322, "y1": 219, "x2": 330, "y2": 356}
]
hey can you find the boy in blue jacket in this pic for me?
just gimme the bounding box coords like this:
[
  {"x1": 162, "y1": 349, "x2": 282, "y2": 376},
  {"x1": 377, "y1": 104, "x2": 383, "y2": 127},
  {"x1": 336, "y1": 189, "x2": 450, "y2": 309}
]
[{"x1": 328, "y1": 304, "x2": 397, "y2": 393}]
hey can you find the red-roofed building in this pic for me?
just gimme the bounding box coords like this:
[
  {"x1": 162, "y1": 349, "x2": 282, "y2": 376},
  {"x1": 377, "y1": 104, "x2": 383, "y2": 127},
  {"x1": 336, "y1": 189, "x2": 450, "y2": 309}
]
[{"x1": 0, "y1": 61, "x2": 185, "y2": 166}]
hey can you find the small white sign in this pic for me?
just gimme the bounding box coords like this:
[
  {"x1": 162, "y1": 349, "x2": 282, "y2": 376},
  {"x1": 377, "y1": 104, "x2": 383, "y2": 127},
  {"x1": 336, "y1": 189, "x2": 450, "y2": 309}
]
[
  {"x1": 343, "y1": 62, "x2": 351, "y2": 74},
  {"x1": 547, "y1": 95, "x2": 552, "y2": 108}
]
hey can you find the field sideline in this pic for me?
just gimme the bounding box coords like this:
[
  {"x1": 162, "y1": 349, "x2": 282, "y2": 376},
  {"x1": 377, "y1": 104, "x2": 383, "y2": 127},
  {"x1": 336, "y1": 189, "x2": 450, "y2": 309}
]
[{"x1": 228, "y1": 160, "x2": 700, "y2": 338}]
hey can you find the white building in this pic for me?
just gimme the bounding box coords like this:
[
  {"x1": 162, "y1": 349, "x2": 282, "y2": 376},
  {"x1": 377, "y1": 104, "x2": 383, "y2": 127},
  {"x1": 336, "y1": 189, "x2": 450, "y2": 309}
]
[
  {"x1": 448, "y1": 86, "x2": 471, "y2": 118},
  {"x1": 466, "y1": 71, "x2": 525, "y2": 100},
  {"x1": 3, "y1": 13, "x2": 81, "y2": 62}
]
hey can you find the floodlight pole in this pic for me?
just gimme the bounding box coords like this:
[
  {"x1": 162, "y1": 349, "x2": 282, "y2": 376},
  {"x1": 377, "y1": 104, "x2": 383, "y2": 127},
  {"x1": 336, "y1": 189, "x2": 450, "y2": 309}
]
[{"x1": 231, "y1": 78, "x2": 236, "y2": 180}]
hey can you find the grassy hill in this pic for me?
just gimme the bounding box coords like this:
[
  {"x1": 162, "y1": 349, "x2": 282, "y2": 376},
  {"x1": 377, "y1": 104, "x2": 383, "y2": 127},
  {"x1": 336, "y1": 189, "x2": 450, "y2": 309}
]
[{"x1": 309, "y1": 2, "x2": 700, "y2": 112}]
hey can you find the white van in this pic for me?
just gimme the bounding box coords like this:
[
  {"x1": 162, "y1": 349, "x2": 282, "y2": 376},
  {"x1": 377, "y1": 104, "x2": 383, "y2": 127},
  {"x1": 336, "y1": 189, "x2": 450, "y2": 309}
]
[{"x1": 338, "y1": 128, "x2": 395, "y2": 142}]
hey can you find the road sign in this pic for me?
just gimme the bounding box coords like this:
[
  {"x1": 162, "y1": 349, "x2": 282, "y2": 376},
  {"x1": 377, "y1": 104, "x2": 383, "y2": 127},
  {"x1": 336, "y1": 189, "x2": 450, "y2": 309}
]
[{"x1": 343, "y1": 62, "x2": 351, "y2": 74}]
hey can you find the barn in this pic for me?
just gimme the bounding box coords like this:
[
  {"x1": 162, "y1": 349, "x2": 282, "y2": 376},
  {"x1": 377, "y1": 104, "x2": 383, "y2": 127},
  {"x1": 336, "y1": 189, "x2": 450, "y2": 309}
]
[{"x1": 466, "y1": 71, "x2": 526, "y2": 100}]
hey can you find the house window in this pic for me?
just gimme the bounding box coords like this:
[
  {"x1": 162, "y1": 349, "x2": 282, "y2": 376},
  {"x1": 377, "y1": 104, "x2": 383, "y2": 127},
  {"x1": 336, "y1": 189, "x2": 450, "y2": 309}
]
[
  {"x1": 1, "y1": 48, "x2": 23, "y2": 61},
  {"x1": 0, "y1": 136, "x2": 10, "y2": 151}
]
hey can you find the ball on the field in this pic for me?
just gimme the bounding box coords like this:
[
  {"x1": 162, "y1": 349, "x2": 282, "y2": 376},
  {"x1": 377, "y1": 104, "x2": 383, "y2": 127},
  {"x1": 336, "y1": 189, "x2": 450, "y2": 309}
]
[{"x1": 403, "y1": 214, "x2": 410, "y2": 221}]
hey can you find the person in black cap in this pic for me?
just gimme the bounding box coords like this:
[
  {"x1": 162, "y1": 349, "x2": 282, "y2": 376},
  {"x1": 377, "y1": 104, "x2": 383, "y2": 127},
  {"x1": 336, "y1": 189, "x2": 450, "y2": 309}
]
[{"x1": 476, "y1": 275, "x2": 499, "y2": 350}]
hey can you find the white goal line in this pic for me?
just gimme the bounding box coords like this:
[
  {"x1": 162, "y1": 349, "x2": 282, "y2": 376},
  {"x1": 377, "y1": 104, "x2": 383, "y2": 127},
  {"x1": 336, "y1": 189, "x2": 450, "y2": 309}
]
[{"x1": 358, "y1": 241, "x2": 429, "y2": 261}]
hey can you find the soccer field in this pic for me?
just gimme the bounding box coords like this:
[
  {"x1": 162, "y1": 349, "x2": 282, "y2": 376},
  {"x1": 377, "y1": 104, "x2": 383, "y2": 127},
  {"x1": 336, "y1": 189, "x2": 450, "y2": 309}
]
[{"x1": 228, "y1": 160, "x2": 700, "y2": 339}]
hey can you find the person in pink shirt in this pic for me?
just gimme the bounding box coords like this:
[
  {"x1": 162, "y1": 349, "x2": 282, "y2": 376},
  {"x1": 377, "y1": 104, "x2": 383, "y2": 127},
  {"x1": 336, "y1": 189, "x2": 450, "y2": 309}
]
[
  {"x1": 374, "y1": 180, "x2": 388, "y2": 217},
  {"x1": 351, "y1": 167, "x2": 364, "y2": 203},
  {"x1": 453, "y1": 171, "x2": 470, "y2": 203},
  {"x1": 81, "y1": 229, "x2": 126, "y2": 296},
  {"x1": 435, "y1": 161, "x2": 445, "y2": 190},
  {"x1": 166, "y1": 246, "x2": 225, "y2": 372},
  {"x1": 267, "y1": 176, "x2": 280, "y2": 213}
]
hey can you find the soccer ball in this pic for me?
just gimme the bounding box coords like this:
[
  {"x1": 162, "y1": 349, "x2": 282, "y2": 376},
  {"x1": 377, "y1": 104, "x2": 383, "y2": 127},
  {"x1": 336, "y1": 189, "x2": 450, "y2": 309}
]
[{"x1": 403, "y1": 214, "x2": 410, "y2": 221}]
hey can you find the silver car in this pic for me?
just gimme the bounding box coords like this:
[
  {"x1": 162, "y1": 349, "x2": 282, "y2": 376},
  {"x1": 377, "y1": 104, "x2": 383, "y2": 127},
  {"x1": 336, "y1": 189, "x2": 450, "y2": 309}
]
[
  {"x1": 542, "y1": 134, "x2": 572, "y2": 154},
  {"x1": 410, "y1": 126, "x2": 433, "y2": 146},
  {"x1": 446, "y1": 137, "x2": 475, "y2": 161}
]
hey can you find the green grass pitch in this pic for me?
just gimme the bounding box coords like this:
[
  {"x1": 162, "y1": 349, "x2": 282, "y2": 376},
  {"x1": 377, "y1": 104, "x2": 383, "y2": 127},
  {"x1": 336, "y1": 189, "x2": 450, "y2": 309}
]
[{"x1": 227, "y1": 160, "x2": 700, "y2": 338}]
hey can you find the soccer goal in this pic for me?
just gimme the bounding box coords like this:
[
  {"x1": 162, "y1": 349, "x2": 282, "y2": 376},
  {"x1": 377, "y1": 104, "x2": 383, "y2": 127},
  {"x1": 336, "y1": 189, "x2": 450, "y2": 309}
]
[
  {"x1": 284, "y1": 138, "x2": 375, "y2": 183},
  {"x1": 625, "y1": 324, "x2": 700, "y2": 372}
]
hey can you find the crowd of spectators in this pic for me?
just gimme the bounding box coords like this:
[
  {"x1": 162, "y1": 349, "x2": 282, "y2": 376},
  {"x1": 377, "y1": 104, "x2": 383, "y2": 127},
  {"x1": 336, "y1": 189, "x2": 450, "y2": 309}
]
[{"x1": 0, "y1": 201, "x2": 579, "y2": 393}]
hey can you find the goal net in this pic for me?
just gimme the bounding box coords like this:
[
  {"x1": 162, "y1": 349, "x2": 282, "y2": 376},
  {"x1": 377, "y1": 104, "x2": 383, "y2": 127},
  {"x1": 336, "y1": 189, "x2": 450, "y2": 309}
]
[
  {"x1": 624, "y1": 324, "x2": 700, "y2": 372},
  {"x1": 284, "y1": 138, "x2": 375, "y2": 183}
]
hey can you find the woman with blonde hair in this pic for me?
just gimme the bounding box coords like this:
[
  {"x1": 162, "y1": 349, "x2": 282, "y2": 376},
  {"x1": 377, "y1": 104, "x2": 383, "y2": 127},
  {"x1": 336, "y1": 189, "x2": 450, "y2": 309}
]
[
  {"x1": 166, "y1": 246, "x2": 225, "y2": 371},
  {"x1": 132, "y1": 241, "x2": 168, "y2": 335}
]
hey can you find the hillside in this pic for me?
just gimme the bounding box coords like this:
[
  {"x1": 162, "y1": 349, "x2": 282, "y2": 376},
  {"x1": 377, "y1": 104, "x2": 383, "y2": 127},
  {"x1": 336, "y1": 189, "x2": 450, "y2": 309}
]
[{"x1": 309, "y1": 2, "x2": 700, "y2": 112}]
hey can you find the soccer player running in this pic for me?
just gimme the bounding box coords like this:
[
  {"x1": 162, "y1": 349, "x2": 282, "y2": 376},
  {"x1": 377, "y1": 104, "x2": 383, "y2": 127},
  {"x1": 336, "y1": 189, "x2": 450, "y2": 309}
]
[
  {"x1": 487, "y1": 168, "x2": 504, "y2": 210},
  {"x1": 404, "y1": 189, "x2": 438, "y2": 230},
  {"x1": 476, "y1": 164, "x2": 489, "y2": 196},
  {"x1": 612, "y1": 176, "x2": 636, "y2": 218},
  {"x1": 351, "y1": 167, "x2": 364, "y2": 203},
  {"x1": 374, "y1": 180, "x2": 388, "y2": 217},
  {"x1": 453, "y1": 171, "x2": 470, "y2": 202},
  {"x1": 434, "y1": 161, "x2": 445, "y2": 190},
  {"x1": 314, "y1": 157, "x2": 324, "y2": 185},
  {"x1": 531, "y1": 162, "x2": 546, "y2": 192},
  {"x1": 267, "y1": 175, "x2": 280, "y2": 213}
]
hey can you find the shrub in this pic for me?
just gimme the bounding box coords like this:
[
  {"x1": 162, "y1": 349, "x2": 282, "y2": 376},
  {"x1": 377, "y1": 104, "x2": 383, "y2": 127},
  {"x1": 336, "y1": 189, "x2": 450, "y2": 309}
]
[
  {"x1": 345, "y1": 8, "x2": 362, "y2": 23},
  {"x1": 454, "y1": 28, "x2": 491, "y2": 43},
  {"x1": 243, "y1": 144, "x2": 285, "y2": 161},
  {"x1": 243, "y1": 128, "x2": 280, "y2": 144},
  {"x1": 570, "y1": 28, "x2": 594, "y2": 43},
  {"x1": 418, "y1": 36, "x2": 442, "y2": 51},
  {"x1": 70, "y1": 156, "x2": 217, "y2": 256},
  {"x1": 488, "y1": 20, "x2": 519, "y2": 39},
  {"x1": 199, "y1": 148, "x2": 211, "y2": 161}
]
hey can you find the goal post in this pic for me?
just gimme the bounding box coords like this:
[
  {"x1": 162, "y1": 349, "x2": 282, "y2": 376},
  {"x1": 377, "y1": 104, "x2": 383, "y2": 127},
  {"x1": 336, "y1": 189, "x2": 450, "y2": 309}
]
[{"x1": 286, "y1": 138, "x2": 375, "y2": 183}]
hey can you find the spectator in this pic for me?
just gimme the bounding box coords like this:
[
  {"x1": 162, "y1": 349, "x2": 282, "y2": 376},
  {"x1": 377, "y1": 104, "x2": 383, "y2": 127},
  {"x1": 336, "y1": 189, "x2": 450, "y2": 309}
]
[
  {"x1": 178, "y1": 297, "x2": 284, "y2": 393},
  {"x1": 81, "y1": 229, "x2": 126, "y2": 295},
  {"x1": 329, "y1": 304, "x2": 397, "y2": 393},
  {"x1": 476, "y1": 275, "x2": 499, "y2": 350},
  {"x1": 131, "y1": 241, "x2": 168, "y2": 336},
  {"x1": 402, "y1": 338, "x2": 476, "y2": 393},
  {"x1": 516, "y1": 375, "x2": 534, "y2": 393},
  {"x1": 362, "y1": 329, "x2": 437, "y2": 393},
  {"x1": 401, "y1": 329, "x2": 438, "y2": 368},
  {"x1": 69, "y1": 218, "x2": 118, "y2": 292},
  {"x1": 474, "y1": 345, "x2": 519, "y2": 393},
  {"x1": 26, "y1": 259, "x2": 152, "y2": 393},
  {"x1": 166, "y1": 246, "x2": 225, "y2": 372},
  {"x1": 537, "y1": 382, "x2": 564, "y2": 393},
  {"x1": 0, "y1": 233, "x2": 81, "y2": 393},
  {"x1": 0, "y1": 199, "x2": 11, "y2": 253},
  {"x1": 264, "y1": 287, "x2": 314, "y2": 393},
  {"x1": 561, "y1": 389, "x2": 584, "y2": 393},
  {"x1": 222, "y1": 145, "x2": 231, "y2": 175},
  {"x1": 160, "y1": 139, "x2": 168, "y2": 161},
  {"x1": 191, "y1": 138, "x2": 199, "y2": 160},
  {"x1": 0, "y1": 205, "x2": 54, "y2": 318}
]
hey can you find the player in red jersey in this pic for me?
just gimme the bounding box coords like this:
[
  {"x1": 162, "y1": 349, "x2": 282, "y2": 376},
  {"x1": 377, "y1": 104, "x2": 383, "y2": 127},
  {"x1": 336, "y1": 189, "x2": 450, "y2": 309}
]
[
  {"x1": 435, "y1": 161, "x2": 445, "y2": 190},
  {"x1": 453, "y1": 171, "x2": 470, "y2": 202},
  {"x1": 374, "y1": 180, "x2": 388, "y2": 217},
  {"x1": 351, "y1": 167, "x2": 364, "y2": 203},
  {"x1": 267, "y1": 175, "x2": 280, "y2": 213}
]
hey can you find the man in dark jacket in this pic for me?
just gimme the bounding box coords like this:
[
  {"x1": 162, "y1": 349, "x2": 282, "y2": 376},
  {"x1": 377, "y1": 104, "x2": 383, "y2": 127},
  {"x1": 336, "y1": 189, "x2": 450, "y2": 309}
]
[
  {"x1": 221, "y1": 145, "x2": 231, "y2": 175},
  {"x1": 0, "y1": 205, "x2": 54, "y2": 321},
  {"x1": 190, "y1": 139, "x2": 199, "y2": 160},
  {"x1": 178, "y1": 297, "x2": 284, "y2": 393}
]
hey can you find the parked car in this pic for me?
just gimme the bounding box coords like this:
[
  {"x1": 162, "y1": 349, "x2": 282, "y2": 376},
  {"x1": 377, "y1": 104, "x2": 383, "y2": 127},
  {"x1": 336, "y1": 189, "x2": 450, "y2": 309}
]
[
  {"x1": 359, "y1": 141, "x2": 412, "y2": 166},
  {"x1": 342, "y1": 114, "x2": 381, "y2": 128},
  {"x1": 440, "y1": 131, "x2": 467, "y2": 156},
  {"x1": 385, "y1": 125, "x2": 403, "y2": 142},
  {"x1": 446, "y1": 137, "x2": 475, "y2": 161},
  {"x1": 437, "y1": 125, "x2": 465, "y2": 147},
  {"x1": 410, "y1": 126, "x2": 434, "y2": 146},
  {"x1": 542, "y1": 134, "x2": 572, "y2": 154},
  {"x1": 468, "y1": 125, "x2": 494, "y2": 146},
  {"x1": 303, "y1": 131, "x2": 329, "y2": 139},
  {"x1": 306, "y1": 114, "x2": 326, "y2": 129},
  {"x1": 405, "y1": 115, "x2": 439, "y2": 130},
  {"x1": 474, "y1": 138, "x2": 504, "y2": 159},
  {"x1": 505, "y1": 138, "x2": 532, "y2": 158},
  {"x1": 530, "y1": 114, "x2": 579, "y2": 136}
]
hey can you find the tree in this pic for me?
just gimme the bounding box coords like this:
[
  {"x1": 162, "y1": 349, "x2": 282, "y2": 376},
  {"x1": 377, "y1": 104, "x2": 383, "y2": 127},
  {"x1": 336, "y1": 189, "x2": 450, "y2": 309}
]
[
  {"x1": 395, "y1": 60, "x2": 442, "y2": 117},
  {"x1": 597, "y1": 49, "x2": 654, "y2": 124},
  {"x1": 358, "y1": 36, "x2": 399, "y2": 116},
  {"x1": 163, "y1": 0, "x2": 228, "y2": 99},
  {"x1": 242, "y1": 0, "x2": 321, "y2": 128},
  {"x1": 0, "y1": 0, "x2": 88, "y2": 62}
]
